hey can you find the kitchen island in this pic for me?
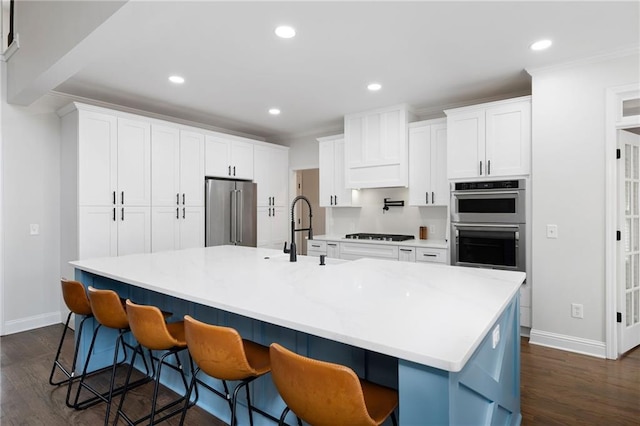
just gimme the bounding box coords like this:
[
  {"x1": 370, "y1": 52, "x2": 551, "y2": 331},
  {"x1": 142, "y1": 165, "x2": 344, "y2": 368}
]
[{"x1": 71, "y1": 245, "x2": 525, "y2": 425}]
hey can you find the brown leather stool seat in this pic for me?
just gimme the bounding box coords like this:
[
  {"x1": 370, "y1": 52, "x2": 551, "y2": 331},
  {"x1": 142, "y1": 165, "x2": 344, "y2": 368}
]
[
  {"x1": 49, "y1": 279, "x2": 103, "y2": 408},
  {"x1": 114, "y1": 299, "x2": 193, "y2": 426},
  {"x1": 69, "y1": 287, "x2": 151, "y2": 424},
  {"x1": 270, "y1": 343, "x2": 399, "y2": 426},
  {"x1": 179, "y1": 315, "x2": 275, "y2": 426}
]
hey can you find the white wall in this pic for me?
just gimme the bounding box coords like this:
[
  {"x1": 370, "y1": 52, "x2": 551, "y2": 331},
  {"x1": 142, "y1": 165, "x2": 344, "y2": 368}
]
[
  {"x1": 1, "y1": 80, "x2": 62, "y2": 334},
  {"x1": 529, "y1": 52, "x2": 640, "y2": 355},
  {"x1": 327, "y1": 187, "x2": 448, "y2": 240}
]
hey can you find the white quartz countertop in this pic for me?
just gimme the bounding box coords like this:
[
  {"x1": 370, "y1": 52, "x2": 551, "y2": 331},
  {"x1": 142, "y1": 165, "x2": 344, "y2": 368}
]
[
  {"x1": 311, "y1": 234, "x2": 448, "y2": 249},
  {"x1": 70, "y1": 245, "x2": 524, "y2": 372}
]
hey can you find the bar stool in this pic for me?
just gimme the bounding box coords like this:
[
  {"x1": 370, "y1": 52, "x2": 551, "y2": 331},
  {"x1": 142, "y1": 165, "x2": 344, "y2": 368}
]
[
  {"x1": 269, "y1": 343, "x2": 399, "y2": 426},
  {"x1": 69, "y1": 287, "x2": 152, "y2": 424},
  {"x1": 179, "y1": 315, "x2": 273, "y2": 426},
  {"x1": 49, "y1": 279, "x2": 93, "y2": 388},
  {"x1": 114, "y1": 299, "x2": 193, "y2": 426}
]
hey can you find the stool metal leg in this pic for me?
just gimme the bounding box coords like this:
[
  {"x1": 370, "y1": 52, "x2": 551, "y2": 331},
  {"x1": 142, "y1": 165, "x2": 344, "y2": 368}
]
[{"x1": 49, "y1": 312, "x2": 91, "y2": 386}]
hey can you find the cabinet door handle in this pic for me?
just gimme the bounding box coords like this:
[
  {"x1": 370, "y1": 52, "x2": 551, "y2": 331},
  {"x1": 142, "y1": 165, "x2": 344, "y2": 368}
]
[
  {"x1": 272, "y1": 208, "x2": 275, "y2": 217},
  {"x1": 328, "y1": 243, "x2": 337, "y2": 247},
  {"x1": 432, "y1": 192, "x2": 435, "y2": 204},
  {"x1": 330, "y1": 195, "x2": 333, "y2": 205},
  {"x1": 487, "y1": 160, "x2": 491, "y2": 175},
  {"x1": 423, "y1": 253, "x2": 437, "y2": 257},
  {"x1": 228, "y1": 165, "x2": 231, "y2": 176},
  {"x1": 268, "y1": 208, "x2": 272, "y2": 217},
  {"x1": 426, "y1": 192, "x2": 428, "y2": 204},
  {"x1": 121, "y1": 207, "x2": 124, "y2": 221},
  {"x1": 176, "y1": 207, "x2": 179, "y2": 219},
  {"x1": 176, "y1": 193, "x2": 180, "y2": 205},
  {"x1": 182, "y1": 193, "x2": 185, "y2": 205},
  {"x1": 183, "y1": 207, "x2": 185, "y2": 219},
  {"x1": 479, "y1": 161, "x2": 483, "y2": 176},
  {"x1": 113, "y1": 207, "x2": 116, "y2": 221},
  {"x1": 334, "y1": 195, "x2": 338, "y2": 205},
  {"x1": 121, "y1": 191, "x2": 124, "y2": 205},
  {"x1": 311, "y1": 244, "x2": 321, "y2": 248},
  {"x1": 400, "y1": 248, "x2": 412, "y2": 252},
  {"x1": 233, "y1": 166, "x2": 236, "y2": 176},
  {"x1": 113, "y1": 191, "x2": 116, "y2": 205}
]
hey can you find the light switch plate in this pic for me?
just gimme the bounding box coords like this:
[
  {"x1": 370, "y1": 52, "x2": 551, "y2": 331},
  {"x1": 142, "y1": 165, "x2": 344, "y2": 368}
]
[
  {"x1": 29, "y1": 224, "x2": 39, "y2": 235},
  {"x1": 546, "y1": 224, "x2": 558, "y2": 239}
]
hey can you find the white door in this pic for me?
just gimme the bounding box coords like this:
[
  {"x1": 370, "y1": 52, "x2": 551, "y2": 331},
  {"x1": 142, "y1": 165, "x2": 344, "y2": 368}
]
[
  {"x1": 485, "y1": 101, "x2": 531, "y2": 177},
  {"x1": 205, "y1": 135, "x2": 232, "y2": 177},
  {"x1": 151, "y1": 125, "x2": 180, "y2": 206},
  {"x1": 254, "y1": 145, "x2": 273, "y2": 207},
  {"x1": 230, "y1": 140, "x2": 254, "y2": 180},
  {"x1": 78, "y1": 111, "x2": 117, "y2": 206},
  {"x1": 318, "y1": 140, "x2": 335, "y2": 207},
  {"x1": 179, "y1": 130, "x2": 205, "y2": 206},
  {"x1": 78, "y1": 206, "x2": 117, "y2": 259},
  {"x1": 118, "y1": 206, "x2": 151, "y2": 256},
  {"x1": 117, "y1": 118, "x2": 151, "y2": 206},
  {"x1": 333, "y1": 139, "x2": 351, "y2": 207},
  {"x1": 271, "y1": 149, "x2": 289, "y2": 207},
  {"x1": 256, "y1": 206, "x2": 272, "y2": 248},
  {"x1": 151, "y1": 206, "x2": 180, "y2": 252},
  {"x1": 446, "y1": 109, "x2": 484, "y2": 179},
  {"x1": 408, "y1": 125, "x2": 430, "y2": 206},
  {"x1": 180, "y1": 206, "x2": 204, "y2": 249},
  {"x1": 431, "y1": 123, "x2": 449, "y2": 205},
  {"x1": 618, "y1": 129, "x2": 640, "y2": 354}
]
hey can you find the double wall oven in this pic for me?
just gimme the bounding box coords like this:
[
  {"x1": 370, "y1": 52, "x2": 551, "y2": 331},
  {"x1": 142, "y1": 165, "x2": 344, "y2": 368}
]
[{"x1": 451, "y1": 179, "x2": 526, "y2": 272}]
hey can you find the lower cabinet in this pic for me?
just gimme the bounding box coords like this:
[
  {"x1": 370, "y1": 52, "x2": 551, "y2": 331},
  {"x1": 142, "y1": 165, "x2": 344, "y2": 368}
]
[
  {"x1": 151, "y1": 206, "x2": 204, "y2": 252},
  {"x1": 79, "y1": 206, "x2": 151, "y2": 259},
  {"x1": 257, "y1": 206, "x2": 288, "y2": 250},
  {"x1": 398, "y1": 247, "x2": 416, "y2": 262},
  {"x1": 306, "y1": 240, "x2": 448, "y2": 264},
  {"x1": 415, "y1": 247, "x2": 447, "y2": 264}
]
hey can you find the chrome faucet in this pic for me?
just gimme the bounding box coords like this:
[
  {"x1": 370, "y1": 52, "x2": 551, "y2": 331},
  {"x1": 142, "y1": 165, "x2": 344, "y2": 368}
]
[{"x1": 283, "y1": 195, "x2": 313, "y2": 262}]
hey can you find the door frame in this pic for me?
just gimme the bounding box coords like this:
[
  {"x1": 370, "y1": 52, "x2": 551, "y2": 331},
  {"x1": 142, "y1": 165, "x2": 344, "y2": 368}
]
[{"x1": 605, "y1": 83, "x2": 640, "y2": 359}]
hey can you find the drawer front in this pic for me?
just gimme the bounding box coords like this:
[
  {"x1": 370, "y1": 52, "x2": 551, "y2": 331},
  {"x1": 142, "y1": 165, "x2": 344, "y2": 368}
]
[
  {"x1": 340, "y1": 242, "x2": 399, "y2": 260},
  {"x1": 415, "y1": 247, "x2": 447, "y2": 263},
  {"x1": 307, "y1": 240, "x2": 327, "y2": 256},
  {"x1": 398, "y1": 247, "x2": 416, "y2": 262}
]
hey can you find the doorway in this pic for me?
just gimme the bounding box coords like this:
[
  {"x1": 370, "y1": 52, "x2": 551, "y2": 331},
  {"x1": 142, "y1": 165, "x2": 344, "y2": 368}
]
[
  {"x1": 295, "y1": 169, "x2": 325, "y2": 255},
  {"x1": 617, "y1": 127, "x2": 640, "y2": 355}
]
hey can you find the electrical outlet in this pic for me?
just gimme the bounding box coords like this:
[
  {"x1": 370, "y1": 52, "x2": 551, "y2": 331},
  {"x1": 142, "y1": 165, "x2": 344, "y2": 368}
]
[
  {"x1": 571, "y1": 303, "x2": 584, "y2": 319},
  {"x1": 546, "y1": 224, "x2": 558, "y2": 239},
  {"x1": 492, "y1": 325, "x2": 500, "y2": 349},
  {"x1": 429, "y1": 225, "x2": 436, "y2": 235},
  {"x1": 29, "y1": 224, "x2": 39, "y2": 236}
]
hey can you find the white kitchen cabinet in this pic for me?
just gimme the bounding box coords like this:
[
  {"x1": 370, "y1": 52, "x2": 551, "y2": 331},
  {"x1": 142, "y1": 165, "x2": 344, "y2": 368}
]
[
  {"x1": 398, "y1": 247, "x2": 416, "y2": 262},
  {"x1": 254, "y1": 144, "x2": 289, "y2": 207},
  {"x1": 151, "y1": 206, "x2": 203, "y2": 252},
  {"x1": 117, "y1": 118, "x2": 151, "y2": 206},
  {"x1": 307, "y1": 240, "x2": 327, "y2": 257},
  {"x1": 151, "y1": 126, "x2": 205, "y2": 207},
  {"x1": 415, "y1": 247, "x2": 448, "y2": 264},
  {"x1": 78, "y1": 205, "x2": 151, "y2": 259},
  {"x1": 318, "y1": 135, "x2": 354, "y2": 207},
  {"x1": 344, "y1": 104, "x2": 412, "y2": 188},
  {"x1": 326, "y1": 241, "x2": 340, "y2": 258},
  {"x1": 62, "y1": 104, "x2": 152, "y2": 269},
  {"x1": 205, "y1": 134, "x2": 254, "y2": 180},
  {"x1": 340, "y1": 242, "x2": 399, "y2": 261},
  {"x1": 408, "y1": 119, "x2": 448, "y2": 206},
  {"x1": 446, "y1": 96, "x2": 531, "y2": 180},
  {"x1": 257, "y1": 206, "x2": 288, "y2": 250}
]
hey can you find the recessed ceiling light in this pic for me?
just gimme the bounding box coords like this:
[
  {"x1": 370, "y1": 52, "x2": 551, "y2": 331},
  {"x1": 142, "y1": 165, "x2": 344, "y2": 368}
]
[
  {"x1": 530, "y1": 39, "x2": 552, "y2": 51},
  {"x1": 168, "y1": 75, "x2": 185, "y2": 84},
  {"x1": 269, "y1": 108, "x2": 281, "y2": 115},
  {"x1": 367, "y1": 83, "x2": 382, "y2": 91},
  {"x1": 275, "y1": 26, "x2": 296, "y2": 39}
]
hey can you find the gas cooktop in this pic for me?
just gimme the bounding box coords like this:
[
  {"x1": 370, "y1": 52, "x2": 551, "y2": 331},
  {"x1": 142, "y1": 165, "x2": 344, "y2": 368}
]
[{"x1": 344, "y1": 233, "x2": 415, "y2": 242}]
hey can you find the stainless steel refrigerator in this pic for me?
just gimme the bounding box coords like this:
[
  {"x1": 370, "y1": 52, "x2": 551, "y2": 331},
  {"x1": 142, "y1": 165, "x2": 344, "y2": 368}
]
[{"x1": 205, "y1": 178, "x2": 257, "y2": 247}]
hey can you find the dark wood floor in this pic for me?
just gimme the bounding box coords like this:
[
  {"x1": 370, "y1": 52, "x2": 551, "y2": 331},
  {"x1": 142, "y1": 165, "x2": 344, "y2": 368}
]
[{"x1": 1, "y1": 324, "x2": 639, "y2": 425}]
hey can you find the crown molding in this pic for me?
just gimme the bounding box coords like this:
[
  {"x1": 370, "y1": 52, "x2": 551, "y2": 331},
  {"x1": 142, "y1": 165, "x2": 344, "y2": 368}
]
[{"x1": 527, "y1": 45, "x2": 640, "y2": 76}]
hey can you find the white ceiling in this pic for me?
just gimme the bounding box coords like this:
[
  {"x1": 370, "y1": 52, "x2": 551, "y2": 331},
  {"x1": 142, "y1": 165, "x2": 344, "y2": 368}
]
[{"x1": 53, "y1": 1, "x2": 640, "y2": 142}]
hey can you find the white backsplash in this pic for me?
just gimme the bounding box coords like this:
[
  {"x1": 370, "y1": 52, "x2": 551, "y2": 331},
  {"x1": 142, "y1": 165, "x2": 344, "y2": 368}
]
[{"x1": 325, "y1": 187, "x2": 449, "y2": 240}]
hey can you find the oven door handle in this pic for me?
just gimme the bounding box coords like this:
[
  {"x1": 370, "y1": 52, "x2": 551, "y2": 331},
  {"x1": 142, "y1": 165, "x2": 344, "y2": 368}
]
[
  {"x1": 452, "y1": 191, "x2": 520, "y2": 197},
  {"x1": 454, "y1": 223, "x2": 520, "y2": 240}
]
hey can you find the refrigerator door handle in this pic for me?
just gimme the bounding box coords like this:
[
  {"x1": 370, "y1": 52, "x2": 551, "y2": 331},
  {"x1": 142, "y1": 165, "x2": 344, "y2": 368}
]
[
  {"x1": 237, "y1": 190, "x2": 243, "y2": 243},
  {"x1": 230, "y1": 189, "x2": 237, "y2": 244}
]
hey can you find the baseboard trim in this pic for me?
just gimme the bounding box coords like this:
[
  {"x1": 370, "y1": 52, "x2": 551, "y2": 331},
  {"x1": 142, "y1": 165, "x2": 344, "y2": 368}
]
[
  {"x1": 2, "y1": 311, "x2": 62, "y2": 336},
  {"x1": 529, "y1": 329, "x2": 606, "y2": 358}
]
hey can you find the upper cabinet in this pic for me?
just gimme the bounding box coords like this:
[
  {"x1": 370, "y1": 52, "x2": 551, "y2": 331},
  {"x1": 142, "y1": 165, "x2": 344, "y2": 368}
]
[
  {"x1": 254, "y1": 144, "x2": 289, "y2": 207},
  {"x1": 318, "y1": 134, "x2": 355, "y2": 207},
  {"x1": 408, "y1": 119, "x2": 448, "y2": 206},
  {"x1": 205, "y1": 134, "x2": 254, "y2": 180},
  {"x1": 445, "y1": 96, "x2": 531, "y2": 180},
  {"x1": 151, "y1": 126, "x2": 205, "y2": 207},
  {"x1": 344, "y1": 104, "x2": 413, "y2": 188}
]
